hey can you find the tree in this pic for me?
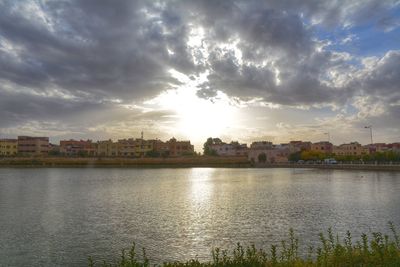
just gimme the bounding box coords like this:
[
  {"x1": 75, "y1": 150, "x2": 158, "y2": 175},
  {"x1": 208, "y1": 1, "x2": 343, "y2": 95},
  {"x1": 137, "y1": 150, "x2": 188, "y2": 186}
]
[
  {"x1": 77, "y1": 150, "x2": 88, "y2": 157},
  {"x1": 300, "y1": 150, "x2": 325, "y2": 161},
  {"x1": 161, "y1": 151, "x2": 170, "y2": 158},
  {"x1": 145, "y1": 150, "x2": 160, "y2": 158},
  {"x1": 258, "y1": 152, "x2": 267, "y2": 163},
  {"x1": 203, "y1": 137, "x2": 213, "y2": 155},
  {"x1": 203, "y1": 137, "x2": 219, "y2": 156}
]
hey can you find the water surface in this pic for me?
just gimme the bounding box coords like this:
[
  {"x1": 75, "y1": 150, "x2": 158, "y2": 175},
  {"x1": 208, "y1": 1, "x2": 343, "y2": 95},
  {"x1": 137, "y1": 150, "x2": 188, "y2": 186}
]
[{"x1": 0, "y1": 168, "x2": 399, "y2": 266}]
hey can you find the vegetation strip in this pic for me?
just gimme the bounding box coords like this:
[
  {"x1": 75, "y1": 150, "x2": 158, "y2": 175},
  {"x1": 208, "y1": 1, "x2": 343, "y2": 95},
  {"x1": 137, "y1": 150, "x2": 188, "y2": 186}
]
[{"x1": 89, "y1": 223, "x2": 400, "y2": 266}]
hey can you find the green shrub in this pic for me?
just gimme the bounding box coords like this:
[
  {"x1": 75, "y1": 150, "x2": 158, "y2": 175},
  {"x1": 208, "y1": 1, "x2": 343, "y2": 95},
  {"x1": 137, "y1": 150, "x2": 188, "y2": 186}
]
[{"x1": 89, "y1": 222, "x2": 400, "y2": 266}]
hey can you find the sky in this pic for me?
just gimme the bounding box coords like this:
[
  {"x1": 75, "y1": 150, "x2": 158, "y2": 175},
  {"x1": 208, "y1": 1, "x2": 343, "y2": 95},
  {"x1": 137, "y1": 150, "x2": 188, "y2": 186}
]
[{"x1": 1, "y1": 0, "x2": 400, "y2": 151}]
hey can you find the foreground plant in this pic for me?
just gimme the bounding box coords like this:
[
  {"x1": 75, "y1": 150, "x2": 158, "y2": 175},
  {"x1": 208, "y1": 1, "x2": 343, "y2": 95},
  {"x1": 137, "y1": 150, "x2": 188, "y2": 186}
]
[{"x1": 89, "y1": 222, "x2": 400, "y2": 267}]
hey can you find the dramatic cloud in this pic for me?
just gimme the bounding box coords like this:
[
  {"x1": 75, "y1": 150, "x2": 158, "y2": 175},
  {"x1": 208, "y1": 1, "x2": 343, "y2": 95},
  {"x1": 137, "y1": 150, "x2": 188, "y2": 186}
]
[{"x1": 0, "y1": 0, "x2": 399, "y2": 148}]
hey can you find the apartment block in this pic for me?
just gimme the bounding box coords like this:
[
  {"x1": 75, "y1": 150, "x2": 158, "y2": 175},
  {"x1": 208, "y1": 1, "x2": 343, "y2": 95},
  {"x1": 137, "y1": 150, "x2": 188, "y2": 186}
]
[
  {"x1": 333, "y1": 142, "x2": 369, "y2": 156},
  {"x1": 311, "y1": 141, "x2": 333, "y2": 154},
  {"x1": 60, "y1": 139, "x2": 96, "y2": 156},
  {"x1": 209, "y1": 141, "x2": 248, "y2": 156},
  {"x1": 97, "y1": 140, "x2": 119, "y2": 157},
  {"x1": 250, "y1": 141, "x2": 273, "y2": 150},
  {"x1": 17, "y1": 136, "x2": 49, "y2": 155},
  {"x1": 248, "y1": 146, "x2": 290, "y2": 163},
  {"x1": 368, "y1": 143, "x2": 391, "y2": 153},
  {"x1": 389, "y1": 143, "x2": 400, "y2": 153},
  {"x1": 0, "y1": 139, "x2": 18, "y2": 156},
  {"x1": 115, "y1": 138, "x2": 153, "y2": 157},
  {"x1": 289, "y1": 141, "x2": 312, "y2": 153},
  {"x1": 133, "y1": 138, "x2": 154, "y2": 157},
  {"x1": 117, "y1": 138, "x2": 136, "y2": 157},
  {"x1": 152, "y1": 139, "x2": 170, "y2": 155},
  {"x1": 165, "y1": 138, "x2": 194, "y2": 157}
]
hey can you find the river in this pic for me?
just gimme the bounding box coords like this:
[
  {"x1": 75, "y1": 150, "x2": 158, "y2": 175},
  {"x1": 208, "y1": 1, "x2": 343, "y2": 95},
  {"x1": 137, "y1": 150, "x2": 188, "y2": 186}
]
[{"x1": 0, "y1": 168, "x2": 399, "y2": 266}]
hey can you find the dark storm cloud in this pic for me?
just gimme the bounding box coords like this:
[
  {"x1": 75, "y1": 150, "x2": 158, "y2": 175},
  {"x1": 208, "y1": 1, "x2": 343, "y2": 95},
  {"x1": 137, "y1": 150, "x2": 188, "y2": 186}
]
[
  {"x1": 360, "y1": 51, "x2": 400, "y2": 96},
  {"x1": 177, "y1": 0, "x2": 399, "y2": 107},
  {"x1": 0, "y1": 88, "x2": 112, "y2": 128},
  {"x1": 0, "y1": 0, "x2": 193, "y2": 101}
]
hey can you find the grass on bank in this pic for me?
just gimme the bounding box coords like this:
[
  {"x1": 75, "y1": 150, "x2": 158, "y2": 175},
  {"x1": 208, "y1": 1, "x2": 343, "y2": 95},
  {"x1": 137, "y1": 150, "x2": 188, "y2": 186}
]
[{"x1": 89, "y1": 222, "x2": 400, "y2": 267}]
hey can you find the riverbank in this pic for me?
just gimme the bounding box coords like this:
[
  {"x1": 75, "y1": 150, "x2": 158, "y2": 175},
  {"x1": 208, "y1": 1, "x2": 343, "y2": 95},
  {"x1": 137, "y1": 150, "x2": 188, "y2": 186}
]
[
  {"x1": 1, "y1": 157, "x2": 400, "y2": 171},
  {"x1": 0, "y1": 156, "x2": 251, "y2": 168},
  {"x1": 255, "y1": 162, "x2": 400, "y2": 171}
]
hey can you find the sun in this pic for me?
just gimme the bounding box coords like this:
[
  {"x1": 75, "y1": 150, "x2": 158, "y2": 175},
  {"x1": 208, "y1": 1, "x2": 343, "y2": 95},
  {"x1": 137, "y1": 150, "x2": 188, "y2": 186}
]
[
  {"x1": 175, "y1": 89, "x2": 236, "y2": 139},
  {"x1": 147, "y1": 69, "x2": 238, "y2": 143}
]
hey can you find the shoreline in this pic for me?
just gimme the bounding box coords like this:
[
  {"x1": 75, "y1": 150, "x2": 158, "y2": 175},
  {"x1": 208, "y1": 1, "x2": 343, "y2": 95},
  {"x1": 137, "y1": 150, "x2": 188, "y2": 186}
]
[
  {"x1": 255, "y1": 163, "x2": 400, "y2": 171},
  {"x1": 0, "y1": 156, "x2": 251, "y2": 168},
  {"x1": 1, "y1": 157, "x2": 400, "y2": 171}
]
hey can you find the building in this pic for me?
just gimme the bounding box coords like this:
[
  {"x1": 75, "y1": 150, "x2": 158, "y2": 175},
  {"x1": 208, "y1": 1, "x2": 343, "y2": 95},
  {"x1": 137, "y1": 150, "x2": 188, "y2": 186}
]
[
  {"x1": 133, "y1": 138, "x2": 155, "y2": 157},
  {"x1": 250, "y1": 141, "x2": 273, "y2": 150},
  {"x1": 388, "y1": 143, "x2": 400, "y2": 153},
  {"x1": 17, "y1": 136, "x2": 49, "y2": 156},
  {"x1": 311, "y1": 141, "x2": 333, "y2": 154},
  {"x1": 0, "y1": 139, "x2": 18, "y2": 156},
  {"x1": 165, "y1": 138, "x2": 195, "y2": 157},
  {"x1": 151, "y1": 139, "x2": 170, "y2": 156},
  {"x1": 373, "y1": 143, "x2": 390, "y2": 153},
  {"x1": 289, "y1": 141, "x2": 312, "y2": 153},
  {"x1": 96, "y1": 137, "x2": 194, "y2": 158},
  {"x1": 248, "y1": 145, "x2": 290, "y2": 164},
  {"x1": 333, "y1": 142, "x2": 369, "y2": 157},
  {"x1": 117, "y1": 138, "x2": 136, "y2": 157},
  {"x1": 60, "y1": 139, "x2": 96, "y2": 156},
  {"x1": 97, "y1": 140, "x2": 119, "y2": 157},
  {"x1": 116, "y1": 138, "x2": 154, "y2": 157},
  {"x1": 209, "y1": 141, "x2": 248, "y2": 156}
]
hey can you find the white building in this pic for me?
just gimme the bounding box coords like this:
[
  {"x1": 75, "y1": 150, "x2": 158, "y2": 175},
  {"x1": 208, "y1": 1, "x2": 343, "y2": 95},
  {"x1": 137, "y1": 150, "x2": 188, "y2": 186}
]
[
  {"x1": 209, "y1": 141, "x2": 248, "y2": 156},
  {"x1": 248, "y1": 143, "x2": 290, "y2": 164}
]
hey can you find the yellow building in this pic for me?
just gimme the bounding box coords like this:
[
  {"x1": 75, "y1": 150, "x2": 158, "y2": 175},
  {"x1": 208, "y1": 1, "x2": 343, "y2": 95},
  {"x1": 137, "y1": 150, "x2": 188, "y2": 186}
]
[
  {"x1": 333, "y1": 142, "x2": 369, "y2": 156},
  {"x1": 97, "y1": 140, "x2": 119, "y2": 157},
  {"x1": 0, "y1": 139, "x2": 18, "y2": 156},
  {"x1": 133, "y1": 139, "x2": 154, "y2": 157},
  {"x1": 117, "y1": 139, "x2": 136, "y2": 157}
]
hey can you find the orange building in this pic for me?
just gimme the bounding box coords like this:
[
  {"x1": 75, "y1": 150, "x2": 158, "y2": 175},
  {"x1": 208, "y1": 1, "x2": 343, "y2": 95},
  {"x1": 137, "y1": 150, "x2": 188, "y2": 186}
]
[
  {"x1": 311, "y1": 141, "x2": 333, "y2": 154},
  {"x1": 165, "y1": 138, "x2": 194, "y2": 157}
]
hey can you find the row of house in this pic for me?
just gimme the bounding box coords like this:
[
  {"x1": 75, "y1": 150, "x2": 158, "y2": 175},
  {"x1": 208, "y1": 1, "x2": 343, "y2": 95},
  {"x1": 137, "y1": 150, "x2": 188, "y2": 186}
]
[
  {"x1": 93, "y1": 137, "x2": 194, "y2": 157},
  {"x1": 0, "y1": 136, "x2": 194, "y2": 157},
  {"x1": 0, "y1": 136, "x2": 49, "y2": 156},
  {"x1": 309, "y1": 141, "x2": 400, "y2": 156},
  {"x1": 204, "y1": 139, "x2": 400, "y2": 164}
]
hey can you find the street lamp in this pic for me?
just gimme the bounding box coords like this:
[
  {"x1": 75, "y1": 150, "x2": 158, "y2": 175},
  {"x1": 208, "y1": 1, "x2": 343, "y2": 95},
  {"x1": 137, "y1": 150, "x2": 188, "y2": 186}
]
[
  {"x1": 324, "y1": 132, "x2": 330, "y2": 143},
  {"x1": 364, "y1": 125, "x2": 373, "y2": 145}
]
